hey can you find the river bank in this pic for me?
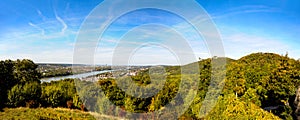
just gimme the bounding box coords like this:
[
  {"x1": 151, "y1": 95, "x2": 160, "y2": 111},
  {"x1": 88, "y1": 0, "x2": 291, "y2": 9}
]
[{"x1": 41, "y1": 70, "x2": 113, "y2": 82}]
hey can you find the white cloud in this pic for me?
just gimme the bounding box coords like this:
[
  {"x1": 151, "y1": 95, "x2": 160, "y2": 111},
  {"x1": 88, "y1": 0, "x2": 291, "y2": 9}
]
[
  {"x1": 55, "y1": 15, "x2": 68, "y2": 34},
  {"x1": 210, "y1": 5, "x2": 280, "y2": 20},
  {"x1": 37, "y1": 9, "x2": 46, "y2": 21},
  {"x1": 28, "y1": 22, "x2": 45, "y2": 35},
  {"x1": 2, "y1": 6, "x2": 298, "y2": 64},
  {"x1": 1, "y1": 49, "x2": 73, "y2": 63},
  {"x1": 0, "y1": 23, "x2": 76, "y2": 63},
  {"x1": 222, "y1": 31, "x2": 291, "y2": 59}
]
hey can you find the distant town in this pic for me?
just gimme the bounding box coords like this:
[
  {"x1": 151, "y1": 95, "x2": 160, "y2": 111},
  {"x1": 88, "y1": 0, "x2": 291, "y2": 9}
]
[{"x1": 37, "y1": 63, "x2": 151, "y2": 82}]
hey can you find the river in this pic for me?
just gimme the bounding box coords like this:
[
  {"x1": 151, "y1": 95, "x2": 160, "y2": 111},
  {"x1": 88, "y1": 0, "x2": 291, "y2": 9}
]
[{"x1": 41, "y1": 70, "x2": 112, "y2": 82}]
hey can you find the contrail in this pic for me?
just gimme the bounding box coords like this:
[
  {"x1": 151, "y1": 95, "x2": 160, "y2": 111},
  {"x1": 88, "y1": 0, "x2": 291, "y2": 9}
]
[
  {"x1": 53, "y1": 5, "x2": 68, "y2": 35},
  {"x1": 28, "y1": 22, "x2": 45, "y2": 35},
  {"x1": 55, "y1": 15, "x2": 68, "y2": 34},
  {"x1": 37, "y1": 9, "x2": 46, "y2": 21}
]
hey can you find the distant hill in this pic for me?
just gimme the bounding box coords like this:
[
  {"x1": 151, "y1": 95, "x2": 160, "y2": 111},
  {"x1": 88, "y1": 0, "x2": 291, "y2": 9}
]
[
  {"x1": 223, "y1": 52, "x2": 300, "y2": 119},
  {"x1": 37, "y1": 63, "x2": 89, "y2": 67},
  {"x1": 179, "y1": 52, "x2": 300, "y2": 119}
]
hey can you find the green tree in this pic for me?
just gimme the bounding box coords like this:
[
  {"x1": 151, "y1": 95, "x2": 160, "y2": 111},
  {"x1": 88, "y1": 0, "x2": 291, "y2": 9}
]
[
  {"x1": 13, "y1": 59, "x2": 41, "y2": 84},
  {"x1": 224, "y1": 53, "x2": 300, "y2": 119},
  {"x1": 0, "y1": 59, "x2": 41, "y2": 109},
  {"x1": 41, "y1": 79, "x2": 77, "y2": 108},
  {"x1": 0, "y1": 60, "x2": 15, "y2": 109},
  {"x1": 7, "y1": 81, "x2": 41, "y2": 107},
  {"x1": 206, "y1": 94, "x2": 281, "y2": 120}
]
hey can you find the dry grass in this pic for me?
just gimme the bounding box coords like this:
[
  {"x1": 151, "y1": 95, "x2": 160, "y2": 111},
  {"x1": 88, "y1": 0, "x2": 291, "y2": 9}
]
[{"x1": 0, "y1": 107, "x2": 96, "y2": 120}]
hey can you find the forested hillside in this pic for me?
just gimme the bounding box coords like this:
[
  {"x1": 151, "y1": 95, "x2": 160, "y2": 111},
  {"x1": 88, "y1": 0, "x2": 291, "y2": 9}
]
[
  {"x1": 0, "y1": 52, "x2": 299, "y2": 119},
  {"x1": 224, "y1": 53, "x2": 300, "y2": 119},
  {"x1": 76, "y1": 52, "x2": 298, "y2": 119}
]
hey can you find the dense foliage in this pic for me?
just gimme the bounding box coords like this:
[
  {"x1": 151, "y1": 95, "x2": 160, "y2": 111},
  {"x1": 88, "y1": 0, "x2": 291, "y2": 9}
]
[
  {"x1": 89, "y1": 53, "x2": 299, "y2": 119},
  {"x1": 0, "y1": 60, "x2": 83, "y2": 110},
  {"x1": 1, "y1": 52, "x2": 300, "y2": 119},
  {"x1": 205, "y1": 93, "x2": 280, "y2": 120},
  {"x1": 224, "y1": 53, "x2": 300, "y2": 119},
  {"x1": 0, "y1": 59, "x2": 40, "y2": 109},
  {"x1": 41, "y1": 79, "x2": 81, "y2": 108}
]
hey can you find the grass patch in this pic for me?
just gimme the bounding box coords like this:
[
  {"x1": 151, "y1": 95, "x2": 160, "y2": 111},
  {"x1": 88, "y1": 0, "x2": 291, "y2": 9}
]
[{"x1": 0, "y1": 107, "x2": 96, "y2": 120}]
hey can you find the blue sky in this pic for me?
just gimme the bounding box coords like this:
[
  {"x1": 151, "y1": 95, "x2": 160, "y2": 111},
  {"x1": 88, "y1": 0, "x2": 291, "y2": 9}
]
[{"x1": 0, "y1": 0, "x2": 299, "y2": 64}]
